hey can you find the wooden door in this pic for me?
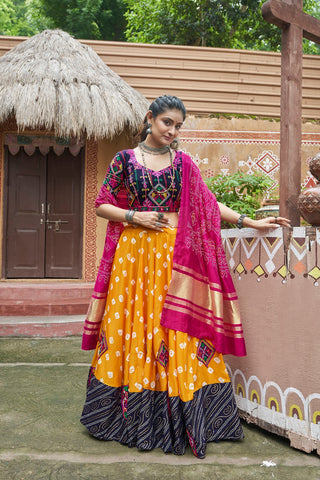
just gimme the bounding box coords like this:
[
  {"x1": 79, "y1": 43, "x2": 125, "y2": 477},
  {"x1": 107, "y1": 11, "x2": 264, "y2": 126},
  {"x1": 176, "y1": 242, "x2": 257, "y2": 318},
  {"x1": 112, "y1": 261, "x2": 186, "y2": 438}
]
[
  {"x1": 45, "y1": 150, "x2": 83, "y2": 278},
  {"x1": 6, "y1": 148, "x2": 47, "y2": 278},
  {"x1": 5, "y1": 147, "x2": 84, "y2": 279}
]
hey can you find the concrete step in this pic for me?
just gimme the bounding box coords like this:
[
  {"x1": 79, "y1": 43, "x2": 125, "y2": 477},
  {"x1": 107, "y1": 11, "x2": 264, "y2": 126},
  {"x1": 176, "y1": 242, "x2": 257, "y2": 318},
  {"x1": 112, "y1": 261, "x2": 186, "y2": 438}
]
[
  {"x1": 0, "y1": 282, "x2": 93, "y2": 316},
  {"x1": 0, "y1": 315, "x2": 84, "y2": 337},
  {"x1": 0, "y1": 299, "x2": 89, "y2": 316},
  {"x1": 0, "y1": 281, "x2": 94, "y2": 300}
]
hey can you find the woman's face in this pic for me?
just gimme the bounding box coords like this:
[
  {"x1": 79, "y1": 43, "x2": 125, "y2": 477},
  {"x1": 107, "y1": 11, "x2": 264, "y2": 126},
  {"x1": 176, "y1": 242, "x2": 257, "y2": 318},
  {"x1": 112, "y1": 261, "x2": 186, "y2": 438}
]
[{"x1": 147, "y1": 108, "x2": 184, "y2": 147}]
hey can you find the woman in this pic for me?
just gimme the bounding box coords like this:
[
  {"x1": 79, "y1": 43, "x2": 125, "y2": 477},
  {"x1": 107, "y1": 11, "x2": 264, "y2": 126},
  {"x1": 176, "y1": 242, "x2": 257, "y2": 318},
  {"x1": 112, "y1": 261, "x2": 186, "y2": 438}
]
[{"x1": 80, "y1": 95, "x2": 290, "y2": 458}]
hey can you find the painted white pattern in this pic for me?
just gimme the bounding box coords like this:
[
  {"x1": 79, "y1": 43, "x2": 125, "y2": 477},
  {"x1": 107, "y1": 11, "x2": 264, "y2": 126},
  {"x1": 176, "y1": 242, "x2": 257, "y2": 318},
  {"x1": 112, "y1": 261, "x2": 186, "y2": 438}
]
[
  {"x1": 240, "y1": 237, "x2": 260, "y2": 260},
  {"x1": 255, "y1": 150, "x2": 280, "y2": 175},
  {"x1": 222, "y1": 227, "x2": 320, "y2": 280},
  {"x1": 226, "y1": 364, "x2": 320, "y2": 442},
  {"x1": 184, "y1": 149, "x2": 208, "y2": 167},
  {"x1": 223, "y1": 237, "x2": 241, "y2": 260},
  {"x1": 261, "y1": 237, "x2": 283, "y2": 274},
  {"x1": 238, "y1": 155, "x2": 256, "y2": 174},
  {"x1": 181, "y1": 130, "x2": 320, "y2": 145},
  {"x1": 301, "y1": 171, "x2": 317, "y2": 189}
]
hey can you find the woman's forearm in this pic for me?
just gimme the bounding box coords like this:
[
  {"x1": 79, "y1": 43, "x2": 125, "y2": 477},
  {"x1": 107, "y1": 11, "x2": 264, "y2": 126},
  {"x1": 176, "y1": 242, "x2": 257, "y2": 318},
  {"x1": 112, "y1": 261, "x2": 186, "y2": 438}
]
[
  {"x1": 217, "y1": 202, "x2": 291, "y2": 229},
  {"x1": 96, "y1": 204, "x2": 128, "y2": 223},
  {"x1": 96, "y1": 204, "x2": 172, "y2": 231},
  {"x1": 217, "y1": 202, "x2": 245, "y2": 226}
]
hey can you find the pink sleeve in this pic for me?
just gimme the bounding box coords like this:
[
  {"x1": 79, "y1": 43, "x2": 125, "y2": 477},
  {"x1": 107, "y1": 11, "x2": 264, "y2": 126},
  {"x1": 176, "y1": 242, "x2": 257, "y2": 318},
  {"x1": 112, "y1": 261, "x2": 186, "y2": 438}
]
[{"x1": 95, "y1": 153, "x2": 125, "y2": 208}]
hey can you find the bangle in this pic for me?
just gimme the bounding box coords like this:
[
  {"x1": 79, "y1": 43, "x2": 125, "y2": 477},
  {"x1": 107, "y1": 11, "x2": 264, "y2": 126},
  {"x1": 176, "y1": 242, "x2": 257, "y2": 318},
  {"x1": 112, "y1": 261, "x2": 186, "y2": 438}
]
[
  {"x1": 125, "y1": 210, "x2": 135, "y2": 223},
  {"x1": 237, "y1": 214, "x2": 247, "y2": 229}
]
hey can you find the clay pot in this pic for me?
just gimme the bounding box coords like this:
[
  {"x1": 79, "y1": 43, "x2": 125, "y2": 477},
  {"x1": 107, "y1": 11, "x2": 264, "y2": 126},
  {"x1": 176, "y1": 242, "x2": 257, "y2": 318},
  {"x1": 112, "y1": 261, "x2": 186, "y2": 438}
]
[
  {"x1": 309, "y1": 152, "x2": 320, "y2": 179},
  {"x1": 298, "y1": 183, "x2": 320, "y2": 225},
  {"x1": 298, "y1": 152, "x2": 320, "y2": 226}
]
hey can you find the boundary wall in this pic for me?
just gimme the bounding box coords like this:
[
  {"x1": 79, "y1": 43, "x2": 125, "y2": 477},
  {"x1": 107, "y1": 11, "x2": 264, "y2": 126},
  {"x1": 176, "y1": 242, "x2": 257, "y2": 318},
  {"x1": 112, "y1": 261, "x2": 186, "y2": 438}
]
[{"x1": 0, "y1": 35, "x2": 320, "y2": 118}]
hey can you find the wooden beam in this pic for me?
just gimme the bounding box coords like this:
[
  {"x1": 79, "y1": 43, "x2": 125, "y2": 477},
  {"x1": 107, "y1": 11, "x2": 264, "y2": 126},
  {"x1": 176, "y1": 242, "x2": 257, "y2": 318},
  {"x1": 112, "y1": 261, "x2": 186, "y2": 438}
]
[
  {"x1": 262, "y1": 0, "x2": 306, "y2": 225},
  {"x1": 280, "y1": 14, "x2": 303, "y2": 225},
  {"x1": 262, "y1": 0, "x2": 320, "y2": 44}
]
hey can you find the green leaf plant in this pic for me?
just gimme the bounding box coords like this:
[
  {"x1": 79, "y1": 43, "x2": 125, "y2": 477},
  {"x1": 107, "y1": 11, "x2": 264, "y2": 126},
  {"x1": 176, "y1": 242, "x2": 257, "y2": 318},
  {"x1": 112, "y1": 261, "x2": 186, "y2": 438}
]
[{"x1": 205, "y1": 170, "x2": 274, "y2": 228}]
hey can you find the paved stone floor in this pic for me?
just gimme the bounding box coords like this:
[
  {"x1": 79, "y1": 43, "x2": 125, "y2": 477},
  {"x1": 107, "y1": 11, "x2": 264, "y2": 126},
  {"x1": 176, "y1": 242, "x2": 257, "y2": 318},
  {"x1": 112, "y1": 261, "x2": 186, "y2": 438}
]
[{"x1": 0, "y1": 337, "x2": 319, "y2": 480}]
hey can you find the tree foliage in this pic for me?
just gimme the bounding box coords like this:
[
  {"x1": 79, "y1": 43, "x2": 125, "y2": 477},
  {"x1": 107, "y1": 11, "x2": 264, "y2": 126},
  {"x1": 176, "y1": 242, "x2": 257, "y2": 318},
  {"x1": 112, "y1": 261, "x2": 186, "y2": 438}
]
[
  {"x1": 31, "y1": 0, "x2": 127, "y2": 40},
  {"x1": 0, "y1": 0, "x2": 127, "y2": 40},
  {"x1": 0, "y1": 0, "x2": 42, "y2": 35},
  {"x1": 0, "y1": 0, "x2": 319, "y2": 55},
  {"x1": 125, "y1": 0, "x2": 320, "y2": 54},
  {"x1": 0, "y1": 0, "x2": 15, "y2": 35}
]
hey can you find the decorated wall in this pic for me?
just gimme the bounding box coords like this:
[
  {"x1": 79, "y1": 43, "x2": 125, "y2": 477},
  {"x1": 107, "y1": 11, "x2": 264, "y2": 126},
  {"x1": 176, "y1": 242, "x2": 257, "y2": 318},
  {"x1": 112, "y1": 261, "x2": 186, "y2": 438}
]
[
  {"x1": 91, "y1": 136, "x2": 130, "y2": 279},
  {"x1": 180, "y1": 116, "x2": 320, "y2": 196},
  {"x1": 220, "y1": 226, "x2": 320, "y2": 454}
]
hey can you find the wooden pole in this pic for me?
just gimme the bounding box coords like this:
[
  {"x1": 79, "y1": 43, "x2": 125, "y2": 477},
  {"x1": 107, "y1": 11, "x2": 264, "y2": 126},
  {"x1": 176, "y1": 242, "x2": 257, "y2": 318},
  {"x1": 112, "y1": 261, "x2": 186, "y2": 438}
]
[
  {"x1": 262, "y1": 0, "x2": 320, "y2": 224},
  {"x1": 279, "y1": 0, "x2": 303, "y2": 225}
]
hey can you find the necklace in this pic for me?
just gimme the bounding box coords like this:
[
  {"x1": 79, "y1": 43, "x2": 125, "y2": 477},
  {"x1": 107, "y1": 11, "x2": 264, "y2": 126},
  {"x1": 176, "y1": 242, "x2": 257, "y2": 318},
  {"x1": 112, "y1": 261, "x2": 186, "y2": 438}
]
[
  {"x1": 139, "y1": 146, "x2": 175, "y2": 195},
  {"x1": 139, "y1": 141, "x2": 170, "y2": 156}
]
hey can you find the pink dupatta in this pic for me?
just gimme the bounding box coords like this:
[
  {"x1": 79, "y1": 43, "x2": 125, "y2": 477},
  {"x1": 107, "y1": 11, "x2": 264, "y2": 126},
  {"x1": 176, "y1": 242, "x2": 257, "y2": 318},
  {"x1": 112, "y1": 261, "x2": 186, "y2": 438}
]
[
  {"x1": 160, "y1": 153, "x2": 247, "y2": 357},
  {"x1": 81, "y1": 189, "x2": 126, "y2": 350}
]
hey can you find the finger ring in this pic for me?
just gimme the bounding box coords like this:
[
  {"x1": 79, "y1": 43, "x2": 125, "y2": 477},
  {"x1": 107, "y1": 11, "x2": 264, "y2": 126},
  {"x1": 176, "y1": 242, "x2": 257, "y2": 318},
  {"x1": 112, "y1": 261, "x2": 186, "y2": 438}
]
[
  {"x1": 155, "y1": 221, "x2": 162, "y2": 227},
  {"x1": 158, "y1": 212, "x2": 164, "y2": 220},
  {"x1": 274, "y1": 217, "x2": 278, "y2": 223}
]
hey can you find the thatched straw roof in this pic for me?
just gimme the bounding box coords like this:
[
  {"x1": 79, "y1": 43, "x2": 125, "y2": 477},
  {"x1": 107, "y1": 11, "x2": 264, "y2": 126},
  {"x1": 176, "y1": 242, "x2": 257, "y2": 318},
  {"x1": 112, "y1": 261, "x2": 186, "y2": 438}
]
[{"x1": 0, "y1": 29, "x2": 149, "y2": 139}]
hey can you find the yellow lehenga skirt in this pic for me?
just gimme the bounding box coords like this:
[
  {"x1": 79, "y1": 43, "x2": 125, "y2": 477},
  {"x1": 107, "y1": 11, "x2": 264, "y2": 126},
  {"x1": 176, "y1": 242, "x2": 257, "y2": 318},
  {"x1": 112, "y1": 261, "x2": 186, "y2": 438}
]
[{"x1": 81, "y1": 226, "x2": 243, "y2": 458}]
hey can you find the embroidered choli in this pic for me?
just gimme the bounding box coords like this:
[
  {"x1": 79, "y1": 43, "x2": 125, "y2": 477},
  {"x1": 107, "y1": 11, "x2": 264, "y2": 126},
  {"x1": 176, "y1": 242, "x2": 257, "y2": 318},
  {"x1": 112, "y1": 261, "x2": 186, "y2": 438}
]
[{"x1": 95, "y1": 149, "x2": 182, "y2": 212}]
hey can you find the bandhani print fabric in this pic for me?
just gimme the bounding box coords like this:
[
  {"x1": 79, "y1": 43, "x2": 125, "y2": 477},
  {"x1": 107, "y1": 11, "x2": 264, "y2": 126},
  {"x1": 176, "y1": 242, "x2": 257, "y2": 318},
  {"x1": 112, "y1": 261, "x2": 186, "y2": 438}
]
[
  {"x1": 81, "y1": 226, "x2": 244, "y2": 458},
  {"x1": 82, "y1": 151, "x2": 246, "y2": 355}
]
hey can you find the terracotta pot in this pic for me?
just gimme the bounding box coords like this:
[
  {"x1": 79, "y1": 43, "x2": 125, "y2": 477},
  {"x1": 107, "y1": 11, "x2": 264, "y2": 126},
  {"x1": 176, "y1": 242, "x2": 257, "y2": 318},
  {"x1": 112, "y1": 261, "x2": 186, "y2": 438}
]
[
  {"x1": 298, "y1": 183, "x2": 320, "y2": 226},
  {"x1": 309, "y1": 152, "x2": 320, "y2": 179}
]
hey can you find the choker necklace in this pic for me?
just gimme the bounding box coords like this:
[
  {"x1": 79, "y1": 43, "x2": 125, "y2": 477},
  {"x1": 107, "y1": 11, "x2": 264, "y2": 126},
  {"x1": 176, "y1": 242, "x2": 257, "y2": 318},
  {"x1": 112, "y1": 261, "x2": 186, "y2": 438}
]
[
  {"x1": 139, "y1": 145, "x2": 175, "y2": 195},
  {"x1": 139, "y1": 141, "x2": 170, "y2": 156}
]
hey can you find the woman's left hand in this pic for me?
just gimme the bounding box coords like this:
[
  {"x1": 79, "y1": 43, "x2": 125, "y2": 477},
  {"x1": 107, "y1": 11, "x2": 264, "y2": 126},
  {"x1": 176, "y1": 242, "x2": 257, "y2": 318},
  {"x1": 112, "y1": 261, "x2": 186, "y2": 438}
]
[
  {"x1": 251, "y1": 216, "x2": 291, "y2": 229},
  {"x1": 217, "y1": 202, "x2": 291, "y2": 230}
]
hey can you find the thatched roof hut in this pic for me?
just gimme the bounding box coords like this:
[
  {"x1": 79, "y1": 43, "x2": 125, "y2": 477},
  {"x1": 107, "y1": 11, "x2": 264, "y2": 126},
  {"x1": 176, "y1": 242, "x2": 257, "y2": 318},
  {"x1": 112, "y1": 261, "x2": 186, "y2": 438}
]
[{"x1": 0, "y1": 29, "x2": 149, "y2": 139}]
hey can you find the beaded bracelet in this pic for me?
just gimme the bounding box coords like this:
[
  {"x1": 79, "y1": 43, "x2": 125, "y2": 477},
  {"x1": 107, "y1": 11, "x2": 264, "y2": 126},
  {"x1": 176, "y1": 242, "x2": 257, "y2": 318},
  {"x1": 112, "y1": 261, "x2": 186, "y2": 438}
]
[
  {"x1": 237, "y1": 214, "x2": 247, "y2": 229},
  {"x1": 125, "y1": 210, "x2": 135, "y2": 223}
]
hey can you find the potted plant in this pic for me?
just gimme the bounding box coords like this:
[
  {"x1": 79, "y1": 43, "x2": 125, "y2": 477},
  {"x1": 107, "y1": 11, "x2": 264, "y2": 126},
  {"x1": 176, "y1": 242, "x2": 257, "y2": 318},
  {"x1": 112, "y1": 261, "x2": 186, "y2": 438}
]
[{"x1": 205, "y1": 171, "x2": 273, "y2": 228}]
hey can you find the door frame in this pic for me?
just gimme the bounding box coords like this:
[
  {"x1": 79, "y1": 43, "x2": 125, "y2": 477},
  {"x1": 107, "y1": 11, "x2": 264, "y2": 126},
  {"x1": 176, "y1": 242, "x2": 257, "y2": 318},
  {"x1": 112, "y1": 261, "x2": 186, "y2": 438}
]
[
  {"x1": 2, "y1": 142, "x2": 86, "y2": 279},
  {"x1": 2, "y1": 146, "x2": 9, "y2": 279}
]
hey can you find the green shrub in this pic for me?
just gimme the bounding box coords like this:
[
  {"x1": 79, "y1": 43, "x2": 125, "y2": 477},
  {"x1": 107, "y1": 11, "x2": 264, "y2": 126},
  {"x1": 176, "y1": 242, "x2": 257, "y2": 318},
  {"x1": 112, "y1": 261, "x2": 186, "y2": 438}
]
[{"x1": 205, "y1": 171, "x2": 273, "y2": 228}]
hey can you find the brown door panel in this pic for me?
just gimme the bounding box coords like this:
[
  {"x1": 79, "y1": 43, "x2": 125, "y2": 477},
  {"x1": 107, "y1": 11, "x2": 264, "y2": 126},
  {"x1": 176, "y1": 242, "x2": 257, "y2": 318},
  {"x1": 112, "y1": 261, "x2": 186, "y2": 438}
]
[
  {"x1": 45, "y1": 150, "x2": 82, "y2": 278},
  {"x1": 6, "y1": 149, "x2": 46, "y2": 278}
]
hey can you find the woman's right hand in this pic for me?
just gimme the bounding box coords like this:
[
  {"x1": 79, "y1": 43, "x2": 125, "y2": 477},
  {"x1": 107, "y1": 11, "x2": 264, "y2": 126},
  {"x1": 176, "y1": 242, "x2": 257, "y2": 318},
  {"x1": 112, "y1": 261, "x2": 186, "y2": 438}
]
[
  {"x1": 133, "y1": 211, "x2": 170, "y2": 231},
  {"x1": 96, "y1": 204, "x2": 178, "y2": 230}
]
